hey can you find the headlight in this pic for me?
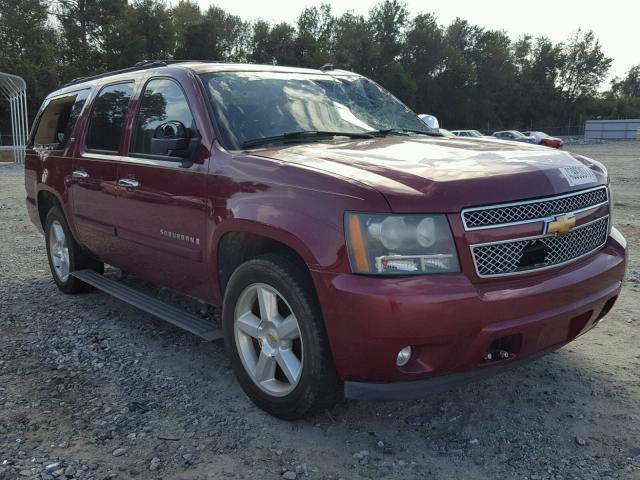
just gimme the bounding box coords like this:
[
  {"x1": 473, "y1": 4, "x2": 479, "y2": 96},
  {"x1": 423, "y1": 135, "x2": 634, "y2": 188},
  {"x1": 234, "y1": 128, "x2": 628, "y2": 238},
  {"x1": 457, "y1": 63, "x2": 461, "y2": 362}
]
[{"x1": 345, "y1": 213, "x2": 460, "y2": 275}]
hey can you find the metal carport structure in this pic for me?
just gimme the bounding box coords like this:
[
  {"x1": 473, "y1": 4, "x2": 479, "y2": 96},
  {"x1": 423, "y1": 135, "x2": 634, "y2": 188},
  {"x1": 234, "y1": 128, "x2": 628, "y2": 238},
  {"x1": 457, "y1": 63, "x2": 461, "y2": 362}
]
[{"x1": 0, "y1": 72, "x2": 28, "y2": 164}]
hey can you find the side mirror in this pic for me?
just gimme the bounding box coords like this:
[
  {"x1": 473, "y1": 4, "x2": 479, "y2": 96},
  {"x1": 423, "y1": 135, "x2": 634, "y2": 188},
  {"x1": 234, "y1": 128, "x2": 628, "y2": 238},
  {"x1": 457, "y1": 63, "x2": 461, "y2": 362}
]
[
  {"x1": 150, "y1": 121, "x2": 201, "y2": 167},
  {"x1": 418, "y1": 114, "x2": 440, "y2": 129},
  {"x1": 150, "y1": 121, "x2": 191, "y2": 157}
]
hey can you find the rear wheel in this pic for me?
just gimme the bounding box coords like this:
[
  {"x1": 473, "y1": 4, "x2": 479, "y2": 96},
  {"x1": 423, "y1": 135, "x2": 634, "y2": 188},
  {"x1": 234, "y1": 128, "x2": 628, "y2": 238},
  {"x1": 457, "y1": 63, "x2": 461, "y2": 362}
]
[
  {"x1": 222, "y1": 253, "x2": 340, "y2": 419},
  {"x1": 45, "y1": 206, "x2": 103, "y2": 293}
]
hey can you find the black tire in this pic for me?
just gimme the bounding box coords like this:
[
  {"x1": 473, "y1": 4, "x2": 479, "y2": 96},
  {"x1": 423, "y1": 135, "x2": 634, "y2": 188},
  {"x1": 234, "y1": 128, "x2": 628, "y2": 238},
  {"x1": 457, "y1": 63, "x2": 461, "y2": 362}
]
[
  {"x1": 222, "y1": 253, "x2": 340, "y2": 419},
  {"x1": 44, "y1": 206, "x2": 104, "y2": 294}
]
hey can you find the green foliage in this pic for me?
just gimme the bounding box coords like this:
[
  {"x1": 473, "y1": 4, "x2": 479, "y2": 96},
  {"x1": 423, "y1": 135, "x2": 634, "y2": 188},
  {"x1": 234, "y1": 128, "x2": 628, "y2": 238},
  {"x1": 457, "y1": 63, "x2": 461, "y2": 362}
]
[
  {"x1": 0, "y1": 0, "x2": 635, "y2": 135},
  {"x1": 611, "y1": 65, "x2": 640, "y2": 98},
  {"x1": 0, "y1": 0, "x2": 59, "y2": 129}
]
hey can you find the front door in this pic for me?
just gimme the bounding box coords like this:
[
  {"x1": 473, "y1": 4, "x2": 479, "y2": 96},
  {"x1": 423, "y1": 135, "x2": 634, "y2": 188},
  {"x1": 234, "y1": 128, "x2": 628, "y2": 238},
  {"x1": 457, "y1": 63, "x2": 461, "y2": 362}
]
[
  {"x1": 114, "y1": 77, "x2": 210, "y2": 299},
  {"x1": 72, "y1": 81, "x2": 135, "y2": 263}
]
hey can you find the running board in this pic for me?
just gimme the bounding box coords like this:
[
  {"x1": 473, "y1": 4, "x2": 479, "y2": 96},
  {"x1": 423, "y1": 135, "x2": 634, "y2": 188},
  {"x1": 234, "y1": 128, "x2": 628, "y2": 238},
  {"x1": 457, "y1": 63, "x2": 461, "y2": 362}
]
[{"x1": 71, "y1": 269, "x2": 223, "y2": 341}]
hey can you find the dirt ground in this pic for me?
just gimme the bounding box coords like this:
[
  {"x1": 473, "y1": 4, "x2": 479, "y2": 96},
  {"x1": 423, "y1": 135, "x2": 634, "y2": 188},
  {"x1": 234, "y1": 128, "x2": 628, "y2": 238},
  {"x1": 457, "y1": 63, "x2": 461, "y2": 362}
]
[{"x1": 1, "y1": 142, "x2": 639, "y2": 480}]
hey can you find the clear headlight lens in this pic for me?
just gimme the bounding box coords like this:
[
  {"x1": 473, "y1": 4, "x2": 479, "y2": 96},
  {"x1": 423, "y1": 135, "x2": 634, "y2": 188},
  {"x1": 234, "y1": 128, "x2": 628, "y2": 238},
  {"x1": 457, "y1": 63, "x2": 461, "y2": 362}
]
[{"x1": 345, "y1": 213, "x2": 460, "y2": 275}]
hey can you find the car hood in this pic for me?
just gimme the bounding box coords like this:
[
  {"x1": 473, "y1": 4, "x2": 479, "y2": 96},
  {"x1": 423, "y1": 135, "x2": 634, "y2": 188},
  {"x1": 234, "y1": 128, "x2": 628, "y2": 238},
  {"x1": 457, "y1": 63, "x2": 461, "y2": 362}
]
[{"x1": 251, "y1": 136, "x2": 606, "y2": 212}]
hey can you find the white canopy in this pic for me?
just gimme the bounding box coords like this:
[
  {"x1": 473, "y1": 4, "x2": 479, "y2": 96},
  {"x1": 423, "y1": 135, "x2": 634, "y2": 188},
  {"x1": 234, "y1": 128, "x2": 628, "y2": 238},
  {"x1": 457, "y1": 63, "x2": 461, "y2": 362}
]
[{"x1": 0, "y1": 72, "x2": 28, "y2": 164}]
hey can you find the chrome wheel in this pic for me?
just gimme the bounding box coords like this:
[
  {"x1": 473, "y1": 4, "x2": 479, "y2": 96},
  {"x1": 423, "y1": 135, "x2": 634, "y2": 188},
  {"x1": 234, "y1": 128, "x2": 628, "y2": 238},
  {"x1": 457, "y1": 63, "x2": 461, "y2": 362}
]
[
  {"x1": 234, "y1": 283, "x2": 303, "y2": 397},
  {"x1": 49, "y1": 220, "x2": 70, "y2": 282}
]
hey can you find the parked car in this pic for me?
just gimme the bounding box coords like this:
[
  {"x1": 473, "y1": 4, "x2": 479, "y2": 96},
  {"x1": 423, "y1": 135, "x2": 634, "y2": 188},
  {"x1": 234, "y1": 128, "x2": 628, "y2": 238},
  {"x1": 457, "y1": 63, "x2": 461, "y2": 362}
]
[
  {"x1": 523, "y1": 131, "x2": 564, "y2": 148},
  {"x1": 25, "y1": 61, "x2": 626, "y2": 419},
  {"x1": 451, "y1": 129, "x2": 488, "y2": 138},
  {"x1": 493, "y1": 130, "x2": 537, "y2": 144}
]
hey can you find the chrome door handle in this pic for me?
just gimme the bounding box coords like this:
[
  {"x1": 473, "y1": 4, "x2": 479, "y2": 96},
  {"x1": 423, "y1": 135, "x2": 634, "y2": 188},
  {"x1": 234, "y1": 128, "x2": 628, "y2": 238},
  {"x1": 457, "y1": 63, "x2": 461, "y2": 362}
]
[
  {"x1": 117, "y1": 178, "x2": 140, "y2": 189},
  {"x1": 72, "y1": 170, "x2": 89, "y2": 179}
]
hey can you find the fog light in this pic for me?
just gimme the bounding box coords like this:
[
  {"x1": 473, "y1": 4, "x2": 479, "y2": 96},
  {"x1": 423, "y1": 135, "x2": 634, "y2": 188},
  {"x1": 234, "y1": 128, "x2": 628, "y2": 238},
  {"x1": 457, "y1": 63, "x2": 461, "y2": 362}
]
[{"x1": 396, "y1": 346, "x2": 412, "y2": 367}]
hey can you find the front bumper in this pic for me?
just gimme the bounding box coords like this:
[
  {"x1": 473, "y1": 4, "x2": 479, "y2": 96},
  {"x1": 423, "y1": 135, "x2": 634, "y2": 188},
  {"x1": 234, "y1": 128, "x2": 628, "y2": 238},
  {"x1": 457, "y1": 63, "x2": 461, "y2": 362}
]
[
  {"x1": 345, "y1": 354, "x2": 534, "y2": 401},
  {"x1": 312, "y1": 228, "x2": 627, "y2": 395}
]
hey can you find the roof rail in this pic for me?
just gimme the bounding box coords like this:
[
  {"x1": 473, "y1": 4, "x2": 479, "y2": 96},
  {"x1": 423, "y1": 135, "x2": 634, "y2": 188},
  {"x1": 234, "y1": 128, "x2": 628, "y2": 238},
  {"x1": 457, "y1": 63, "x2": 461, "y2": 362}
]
[{"x1": 62, "y1": 60, "x2": 169, "y2": 88}]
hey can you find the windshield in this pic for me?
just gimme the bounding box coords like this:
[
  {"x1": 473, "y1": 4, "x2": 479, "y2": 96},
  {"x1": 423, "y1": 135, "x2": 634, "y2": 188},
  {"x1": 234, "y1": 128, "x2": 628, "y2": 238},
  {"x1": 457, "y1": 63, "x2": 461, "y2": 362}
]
[
  {"x1": 468, "y1": 130, "x2": 483, "y2": 137},
  {"x1": 510, "y1": 130, "x2": 527, "y2": 138},
  {"x1": 201, "y1": 71, "x2": 433, "y2": 149}
]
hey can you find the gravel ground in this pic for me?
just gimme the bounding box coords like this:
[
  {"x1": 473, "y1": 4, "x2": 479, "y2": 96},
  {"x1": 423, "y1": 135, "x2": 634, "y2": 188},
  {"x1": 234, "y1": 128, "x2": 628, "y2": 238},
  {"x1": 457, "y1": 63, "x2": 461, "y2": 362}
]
[{"x1": 1, "y1": 142, "x2": 639, "y2": 480}]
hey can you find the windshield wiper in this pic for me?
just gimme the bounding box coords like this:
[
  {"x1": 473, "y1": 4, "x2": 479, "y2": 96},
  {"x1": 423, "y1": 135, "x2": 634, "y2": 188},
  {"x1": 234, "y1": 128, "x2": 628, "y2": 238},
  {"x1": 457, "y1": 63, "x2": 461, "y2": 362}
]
[
  {"x1": 371, "y1": 128, "x2": 443, "y2": 137},
  {"x1": 241, "y1": 130, "x2": 374, "y2": 149}
]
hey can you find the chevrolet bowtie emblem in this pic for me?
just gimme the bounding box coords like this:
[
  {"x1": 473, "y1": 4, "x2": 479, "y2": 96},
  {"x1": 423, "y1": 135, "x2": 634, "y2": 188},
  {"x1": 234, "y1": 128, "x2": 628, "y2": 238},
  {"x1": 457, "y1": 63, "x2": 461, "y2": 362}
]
[{"x1": 546, "y1": 215, "x2": 576, "y2": 235}]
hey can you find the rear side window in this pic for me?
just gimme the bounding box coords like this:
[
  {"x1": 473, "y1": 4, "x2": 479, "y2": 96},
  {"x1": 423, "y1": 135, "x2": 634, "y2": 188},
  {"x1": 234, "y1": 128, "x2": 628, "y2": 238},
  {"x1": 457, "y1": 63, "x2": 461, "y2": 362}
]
[
  {"x1": 86, "y1": 82, "x2": 134, "y2": 152},
  {"x1": 33, "y1": 90, "x2": 89, "y2": 148},
  {"x1": 132, "y1": 78, "x2": 194, "y2": 154}
]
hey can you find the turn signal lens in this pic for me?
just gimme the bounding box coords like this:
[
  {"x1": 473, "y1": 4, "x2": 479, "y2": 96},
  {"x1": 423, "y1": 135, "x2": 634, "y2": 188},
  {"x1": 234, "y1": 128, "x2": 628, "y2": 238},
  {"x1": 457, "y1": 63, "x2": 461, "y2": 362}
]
[{"x1": 347, "y1": 214, "x2": 370, "y2": 273}]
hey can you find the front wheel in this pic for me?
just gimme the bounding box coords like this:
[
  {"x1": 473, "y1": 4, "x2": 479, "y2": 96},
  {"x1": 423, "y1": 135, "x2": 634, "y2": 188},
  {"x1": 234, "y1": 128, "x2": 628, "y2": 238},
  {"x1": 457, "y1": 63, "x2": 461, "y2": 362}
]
[
  {"x1": 222, "y1": 253, "x2": 340, "y2": 419},
  {"x1": 44, "y1": 206, "x2": 103, "y2": 293}
]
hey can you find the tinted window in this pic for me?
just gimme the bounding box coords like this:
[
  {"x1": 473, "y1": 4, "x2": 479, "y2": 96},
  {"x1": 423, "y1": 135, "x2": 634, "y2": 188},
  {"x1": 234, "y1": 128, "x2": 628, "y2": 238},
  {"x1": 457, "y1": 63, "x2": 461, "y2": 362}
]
[
  {"x1": 132, "y1": 79, "x2": 194, "y2": 154},
  {"x1": 33, "y1": 90, "x2": 89, "y2": 148},
  {"x1": 86, "y1": 82, "x2": 134, "y2": 152}
]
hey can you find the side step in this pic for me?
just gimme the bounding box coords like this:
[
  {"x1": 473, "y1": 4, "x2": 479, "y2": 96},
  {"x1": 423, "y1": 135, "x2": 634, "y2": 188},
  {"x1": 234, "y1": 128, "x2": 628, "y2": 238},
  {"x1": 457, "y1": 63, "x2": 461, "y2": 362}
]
[{"x1": 71, "y1": 269, "x2": 223, "y2": 341}]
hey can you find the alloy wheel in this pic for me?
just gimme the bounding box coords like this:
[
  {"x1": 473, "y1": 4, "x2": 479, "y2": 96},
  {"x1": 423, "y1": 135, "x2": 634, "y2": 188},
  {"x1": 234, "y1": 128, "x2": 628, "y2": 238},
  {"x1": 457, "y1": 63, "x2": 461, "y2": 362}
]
[
  {"x1": 49, "y1": 220, "x2": 70, "y2": 282},
  {"x1": 234, "y1": 283, "x2": 303, "y2": 397}
]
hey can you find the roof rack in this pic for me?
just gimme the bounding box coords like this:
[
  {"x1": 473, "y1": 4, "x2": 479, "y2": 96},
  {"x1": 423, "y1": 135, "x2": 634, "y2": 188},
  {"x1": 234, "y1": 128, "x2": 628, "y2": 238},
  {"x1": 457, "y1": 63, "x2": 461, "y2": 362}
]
[
  {"x1": 62, "y1": 60, "x2": 230, "y2": 88},
  {"x1": 62, "y1": 60, "x2": 170, "y2": 88},
  {"x1": 320, "y1": 63, "x2": 335, "y2": 72}
]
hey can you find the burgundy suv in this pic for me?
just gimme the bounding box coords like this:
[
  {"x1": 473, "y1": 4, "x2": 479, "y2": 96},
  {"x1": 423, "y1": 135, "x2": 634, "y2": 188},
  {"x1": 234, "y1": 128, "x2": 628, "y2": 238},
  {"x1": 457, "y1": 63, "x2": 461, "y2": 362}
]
[{"x1": 25, "y1": 61, "x2": 627, "y2": 419}]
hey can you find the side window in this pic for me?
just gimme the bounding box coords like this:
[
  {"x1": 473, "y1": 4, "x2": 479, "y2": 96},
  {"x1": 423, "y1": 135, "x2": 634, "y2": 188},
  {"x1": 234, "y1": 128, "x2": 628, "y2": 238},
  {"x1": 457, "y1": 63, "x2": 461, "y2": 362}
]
[
  {"x1": 132, "y1": 78, "x2": 194, "y2": 154},
  {"x1": 86, "y1": 82, "x2": 134, "y2": 152},
  {"x1": 33, "y1": 90, "x2": 89, "y2": 149}
]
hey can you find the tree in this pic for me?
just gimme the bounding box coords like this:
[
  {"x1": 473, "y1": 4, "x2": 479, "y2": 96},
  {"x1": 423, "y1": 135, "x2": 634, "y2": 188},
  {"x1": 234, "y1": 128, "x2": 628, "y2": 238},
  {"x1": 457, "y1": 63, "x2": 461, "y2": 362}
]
[
  {"x1": 51, "y1": 0, "x2": 126, "y2": 80},
  {"x1": 402, "y1": 13, "x2": 446, "y2": 113},
  {"x1": 295, "y1": 5, "x2": 335, "y2": 68},
  {"x1": 367, "y1": 1, "x2": 414, "y2": 104},
  {"x1": 0, "y1": 0, "x2": 59, "y2": 129},
  {"x1": 611, "y1": 65, "x2": 640, "y2": 98},
  {"x1": 171, "y1": 0, "x2": 202, "y2": 57},
  {"x1": 0, "y1": 0, "x2": 635, "y2": 136},
  {"x1": 102, "y1": 0, "x2": 175, "y2": 68},
  {"x1": 557, "y1": 30, "x2": 611, "y2": 119},
  {"x1": 176, "y1": 6, "x2": 249, "y2": 61},
  {"x1": 249, "y1": 21, "x2": 297, "y2": 66},
  {"x1": 368, "y1": 0, "x2": 408, "y2": 68},
  {"x1": 469, "y1": 29, "x2": 516, "y2": 127},
  {"x1": 332, "y1": 12, "x2": 376, "y2": 75},
  {"x1": 432, "y1": 18, "x2": 478, "y2": 128}
]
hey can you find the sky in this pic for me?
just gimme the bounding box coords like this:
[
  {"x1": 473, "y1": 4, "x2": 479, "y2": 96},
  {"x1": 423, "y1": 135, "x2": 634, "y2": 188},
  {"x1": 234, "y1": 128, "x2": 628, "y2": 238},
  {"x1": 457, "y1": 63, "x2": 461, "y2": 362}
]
[{"x1": 194, "y1": 0, "x2": 640, "y2": 87}]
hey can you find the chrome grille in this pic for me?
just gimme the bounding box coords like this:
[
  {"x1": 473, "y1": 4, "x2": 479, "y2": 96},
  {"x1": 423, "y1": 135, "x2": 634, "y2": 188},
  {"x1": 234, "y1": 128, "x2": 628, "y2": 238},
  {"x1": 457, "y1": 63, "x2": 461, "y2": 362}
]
[
  {"x1": 471, "y1": 216, "x2": 609, "y2": 277},
  {"x1": 462, "y1": 186, "x2": 608, "y2": 230}
]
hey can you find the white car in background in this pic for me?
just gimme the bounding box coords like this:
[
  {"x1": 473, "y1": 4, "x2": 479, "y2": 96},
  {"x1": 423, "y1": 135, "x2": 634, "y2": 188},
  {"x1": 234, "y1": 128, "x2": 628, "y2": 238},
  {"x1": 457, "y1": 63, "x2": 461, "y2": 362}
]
[{"x1": 451, "y1": 129, "x2": 491, "y2": 138}]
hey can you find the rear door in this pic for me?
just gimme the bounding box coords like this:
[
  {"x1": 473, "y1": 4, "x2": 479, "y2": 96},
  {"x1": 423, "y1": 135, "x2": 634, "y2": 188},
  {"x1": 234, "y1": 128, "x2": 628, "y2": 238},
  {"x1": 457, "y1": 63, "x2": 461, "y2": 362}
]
[
  {"x1": 114, "y1": 76, "x2": 211, "y2": 299},
  {"x1": 71, "y1": 82, "x2": 135, "y2": 263},
  {"x1": 29, "y1": 90, "x2": 90, "y2": 222}
]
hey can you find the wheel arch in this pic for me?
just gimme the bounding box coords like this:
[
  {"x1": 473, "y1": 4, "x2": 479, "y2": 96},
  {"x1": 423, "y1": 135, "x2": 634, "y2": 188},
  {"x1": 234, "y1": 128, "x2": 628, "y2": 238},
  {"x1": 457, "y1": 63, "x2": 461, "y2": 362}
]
[
  {"x1": 37, "y1": 187, "x2": 65, "y2": 229},
  {"x1": 213, "y1": 219, "x2": 321, "y2": 303},
  {"x1": 36, "y1": 186, "x2": 83, "y2": 242}
]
